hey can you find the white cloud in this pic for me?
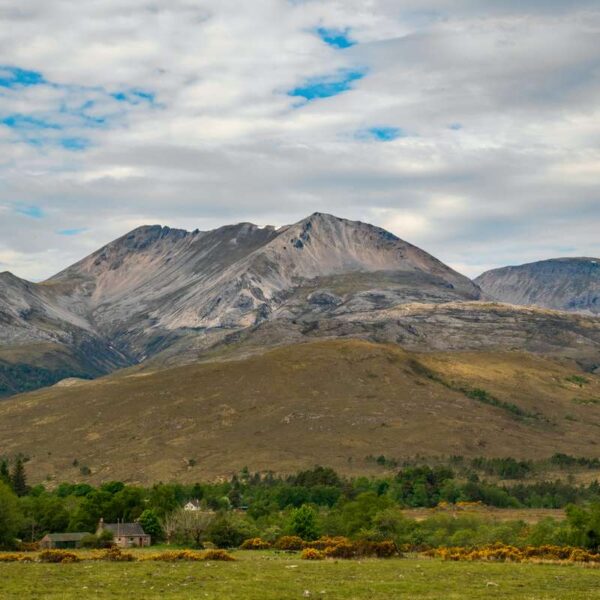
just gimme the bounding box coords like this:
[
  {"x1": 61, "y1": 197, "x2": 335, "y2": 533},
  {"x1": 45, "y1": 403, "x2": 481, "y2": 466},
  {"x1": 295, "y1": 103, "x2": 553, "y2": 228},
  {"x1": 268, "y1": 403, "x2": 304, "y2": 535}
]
[{"x1": 0, "y1": 0, "x2": 598, "y2": 280}]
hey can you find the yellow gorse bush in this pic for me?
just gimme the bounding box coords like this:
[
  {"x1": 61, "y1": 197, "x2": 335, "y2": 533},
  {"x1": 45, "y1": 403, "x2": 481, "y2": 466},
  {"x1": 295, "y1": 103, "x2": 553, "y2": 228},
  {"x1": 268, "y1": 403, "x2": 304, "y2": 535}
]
[
  {"x1": 426, "y1": 544, "x2": 600, "y2": 564},
  {"x1": 301, "y1": 548, "x2": 324, "y2": 560},
  {"x1": 38, "y1": 550, "x2": 80, "y2": 563},
  {"x1": 240, "y1": 538, "x2": 271, "y2": 550}
]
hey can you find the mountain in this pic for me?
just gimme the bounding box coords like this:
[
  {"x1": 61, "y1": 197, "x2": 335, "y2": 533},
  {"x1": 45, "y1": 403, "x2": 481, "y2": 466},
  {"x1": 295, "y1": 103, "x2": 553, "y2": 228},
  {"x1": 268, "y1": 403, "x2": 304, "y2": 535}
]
[
  {"x1": 0, "y1": 339, "x2": 598, "y2": 484},
  {"x1": 0, "y1": 213, "x2": 482, "y2": 395},
  {"x1": 2, "y1": 213, "x2": 600, "y2": 482},
  {"x1": 475, "y1": 258, "x2": 600, "y2": 314}
]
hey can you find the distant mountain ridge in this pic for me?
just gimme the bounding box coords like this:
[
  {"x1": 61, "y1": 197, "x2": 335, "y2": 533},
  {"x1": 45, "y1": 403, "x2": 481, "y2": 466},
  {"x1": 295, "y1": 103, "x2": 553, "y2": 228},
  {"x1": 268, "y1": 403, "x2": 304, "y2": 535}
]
[
  {"x1": 0, "y1": 213, "x2": 482, "y2": 395},
  {"x1": 476, "y1": 258, "x2": 600, "y2": 314}
]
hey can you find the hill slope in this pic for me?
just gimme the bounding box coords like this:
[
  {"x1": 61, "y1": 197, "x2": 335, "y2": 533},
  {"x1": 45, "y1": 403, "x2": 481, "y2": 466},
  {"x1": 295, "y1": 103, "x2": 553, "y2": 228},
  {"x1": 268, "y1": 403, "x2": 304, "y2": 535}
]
[
  {"x1": 476, "y1": 258, "x2": 600, "y2": 314},
  {"x1": 1, "y1": 339, "x2": 599, "y2": 484}
]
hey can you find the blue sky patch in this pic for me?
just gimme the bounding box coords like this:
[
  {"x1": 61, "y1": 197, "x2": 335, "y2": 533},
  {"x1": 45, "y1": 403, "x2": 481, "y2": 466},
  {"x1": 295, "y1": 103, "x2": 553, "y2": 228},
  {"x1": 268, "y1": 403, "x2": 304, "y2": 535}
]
[
  {"x1": 316, "y1": 27, "x2": 356, "y2": 49},
  {"x1": 15, "y1": 204, "x2": 44, "y2": 219},
  {"x1": 0, "y1": 66, "x2": 45, "y2": 88},
  {"x1": 111, "y1": 89, "x2": 156, "y2": 105},
  {"x1": 1, "y1": 114, "x2": 61, "y2": 131},
  {"x1": 60, "y1": 137, "x2": 90, "y2": 151},
  {"x1": 358, "y1": 126, "x2": 405, "y2": 142},
  {"x1": 289, "y1": 69, "x2": 365, "y2": 102},
  {"x1": 57, "y1": 228, "x2": 87, "y2": 236},
  {"x1": 449, "y1": 123, "x2": 463, "y2": 130}
]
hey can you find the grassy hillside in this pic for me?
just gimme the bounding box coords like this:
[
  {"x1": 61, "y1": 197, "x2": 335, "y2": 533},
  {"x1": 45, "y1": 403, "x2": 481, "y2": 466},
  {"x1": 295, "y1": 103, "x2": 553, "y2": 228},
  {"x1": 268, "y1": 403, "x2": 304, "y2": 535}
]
[{"x1": 0, "y1": 339, "x2": 599, "y2": 484}]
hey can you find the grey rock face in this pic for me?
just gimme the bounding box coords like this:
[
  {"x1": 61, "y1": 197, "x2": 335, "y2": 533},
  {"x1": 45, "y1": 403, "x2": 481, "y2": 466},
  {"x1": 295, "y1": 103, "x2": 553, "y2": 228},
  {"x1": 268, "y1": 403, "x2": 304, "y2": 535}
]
[{"x1": 476, "y1": 258, "x2": 600, "y2": 314}]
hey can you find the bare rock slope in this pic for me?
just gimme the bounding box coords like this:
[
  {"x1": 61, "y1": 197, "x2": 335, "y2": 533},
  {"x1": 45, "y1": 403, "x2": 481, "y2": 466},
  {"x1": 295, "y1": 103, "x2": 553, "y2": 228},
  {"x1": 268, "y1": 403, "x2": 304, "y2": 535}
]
[
  {"x1": 476, "y1": 258, "x2": 600, "y2": 314},
  {"x1": 0, "y1": 213, "x2": 481, "y2": 394}
]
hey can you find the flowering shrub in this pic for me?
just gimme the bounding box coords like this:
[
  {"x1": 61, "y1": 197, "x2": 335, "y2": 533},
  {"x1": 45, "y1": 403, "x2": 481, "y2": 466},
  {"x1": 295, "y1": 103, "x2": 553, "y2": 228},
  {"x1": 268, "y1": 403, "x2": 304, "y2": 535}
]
[
  {"x1": 240, "y1": 537, "x2": 271, "y2": 550},
  {"x1": 203, "y1": 549, "x2": 235, "y2": 561},
  {"x1": 301, "y1": 548, "x2": 324, "y2": 560},
  {"x1": 274, "y1": 536, "x2": 304, "y2": 551},
  {"x1": 324, "y1": 542, "x2": 356, "y2": 559},
  {"x1": 97, "y1": 547, "x2": 136, "y2": 562},
  {"x1": 303, "y1": 536, "x2": 350, "y2": 550},
  {"x1": 426, "y1": 544, "x2": 600, "y2": 563},
  {"x1": 38, "y1": 550, "x2": 80, "y2": 563},
  {"x1": 0, "y1": 553, "x2": 28, "y2": 562}
]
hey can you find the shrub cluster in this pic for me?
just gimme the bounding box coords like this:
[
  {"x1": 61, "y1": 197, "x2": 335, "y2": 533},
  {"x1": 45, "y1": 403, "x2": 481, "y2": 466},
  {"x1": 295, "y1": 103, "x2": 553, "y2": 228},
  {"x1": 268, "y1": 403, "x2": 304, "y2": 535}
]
[
  {"x1": 240, "y1": 537, "x2": 271, "y2": 550},
  {"x1": 274, "y1": 536, "x2": 304, "y2": 551},
  {"x1": 297, "y1": 537, "x2": 398, "y2": 559},
  {"x1": 94, "y1": 547, "x2": 135, "y2": 562},
  {"x1": 426, "y1": 543, "x2": 600, "y2": 563},
  {"x1": 145, "y1": 550, "x2": 205, "y2": 561},
  {"x1": 0, "y1": 553, "x2": 32, "y2": 562},
  {"x1": 38, "y1": 550, "x2": 80, "y2": 563},
  {"x1": 300, "y1": 548, "x2": 324, "y2": 560}
]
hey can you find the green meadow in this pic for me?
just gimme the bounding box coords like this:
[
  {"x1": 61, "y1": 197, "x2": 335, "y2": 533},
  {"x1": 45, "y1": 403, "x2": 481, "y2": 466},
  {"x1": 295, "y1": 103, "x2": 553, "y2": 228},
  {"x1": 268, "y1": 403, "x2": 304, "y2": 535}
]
[{"x1": 1, "y1": 552, "x2": 599, "y2": 600}]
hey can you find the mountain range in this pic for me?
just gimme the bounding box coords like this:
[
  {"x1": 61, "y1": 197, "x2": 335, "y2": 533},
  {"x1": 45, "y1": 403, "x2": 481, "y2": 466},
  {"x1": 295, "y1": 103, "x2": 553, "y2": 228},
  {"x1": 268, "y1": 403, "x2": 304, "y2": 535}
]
[{"x1": 0, "y1": 213, "x2": 598, "y2": 482}]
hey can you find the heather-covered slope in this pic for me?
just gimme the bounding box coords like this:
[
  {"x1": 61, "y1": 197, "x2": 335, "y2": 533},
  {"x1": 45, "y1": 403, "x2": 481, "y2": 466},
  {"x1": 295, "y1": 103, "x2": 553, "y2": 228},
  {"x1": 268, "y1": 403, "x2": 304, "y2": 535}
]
[{"x1": 1, "y1": 339, "x2": 598, "y2": 484}]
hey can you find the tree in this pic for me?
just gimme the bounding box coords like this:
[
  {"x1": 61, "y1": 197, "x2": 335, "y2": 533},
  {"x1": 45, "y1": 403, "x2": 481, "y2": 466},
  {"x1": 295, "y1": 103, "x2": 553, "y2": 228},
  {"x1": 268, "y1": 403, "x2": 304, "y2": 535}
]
[
  {"x1": 289, "y1": 504, "x2": 319, "y2": 541},
  {"x1": 10, "y1": 456, "x2": 28, "y2": 497},
  {"x1": 139, "y1": 509, "x2": 163, "y2": 542},
  {"x1": 161, "y1": 508, "x2": 214, "y2": 548},
  {"x1": 0, "y1": 482, "x2": 24, "y2": 548},
  {"x1": 566, "y1": 503, "x2": 600, "y2": 550},
  {"x1": 207, "y1": 513, "x2": 256, "y2": 548},
  {"x1": 0, "y1": 459, "x2": 10, "y2": 486}
]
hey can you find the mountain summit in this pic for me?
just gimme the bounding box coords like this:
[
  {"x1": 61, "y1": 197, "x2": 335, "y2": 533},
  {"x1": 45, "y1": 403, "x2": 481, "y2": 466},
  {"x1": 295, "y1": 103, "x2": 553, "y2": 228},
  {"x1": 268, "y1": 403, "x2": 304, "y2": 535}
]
[{"x1": 0, "y1": 213, "x2": 481, "y2": 395}]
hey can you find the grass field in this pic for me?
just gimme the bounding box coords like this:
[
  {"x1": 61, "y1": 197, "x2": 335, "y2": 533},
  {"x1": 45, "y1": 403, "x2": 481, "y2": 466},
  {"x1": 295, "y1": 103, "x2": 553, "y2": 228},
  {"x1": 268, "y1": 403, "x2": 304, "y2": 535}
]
[{"x1": 0, "y1": 551, "x2": 599, "y2": 599}]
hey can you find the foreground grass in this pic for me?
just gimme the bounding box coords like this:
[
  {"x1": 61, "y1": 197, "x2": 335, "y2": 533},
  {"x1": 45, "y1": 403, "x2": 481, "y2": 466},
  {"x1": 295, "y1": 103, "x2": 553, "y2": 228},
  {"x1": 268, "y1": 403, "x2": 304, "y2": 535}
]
[{"x1": 1, "y1": 552, "x2": 599, "y2": 599}]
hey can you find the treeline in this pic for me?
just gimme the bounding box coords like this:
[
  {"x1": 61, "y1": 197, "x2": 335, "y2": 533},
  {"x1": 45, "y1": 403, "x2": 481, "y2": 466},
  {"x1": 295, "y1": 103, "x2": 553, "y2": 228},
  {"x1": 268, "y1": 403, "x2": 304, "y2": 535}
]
[
  {"x1": 1, "y1": 460, "x2": 600, "y2": 550},
  {"x1": 369, "y1": 453, "x2": 600, "y2": 480}
]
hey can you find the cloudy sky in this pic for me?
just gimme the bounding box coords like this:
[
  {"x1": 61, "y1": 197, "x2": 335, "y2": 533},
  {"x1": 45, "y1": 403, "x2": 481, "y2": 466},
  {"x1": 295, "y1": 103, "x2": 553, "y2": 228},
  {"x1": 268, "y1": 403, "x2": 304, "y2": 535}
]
[{"x1": 0, "y1": 0, "x2": 599, "y2": 280}]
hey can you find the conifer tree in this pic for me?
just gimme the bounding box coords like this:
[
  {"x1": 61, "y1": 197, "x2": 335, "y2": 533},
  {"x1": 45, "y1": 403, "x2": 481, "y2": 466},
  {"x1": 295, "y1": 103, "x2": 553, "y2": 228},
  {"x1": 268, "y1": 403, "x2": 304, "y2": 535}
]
[
  {"x1": 10, "y1": 456, "x2": 28, "y2": 497},
  {"x1": 0, "y1": 459, "x2": 10, "y2": 486}
]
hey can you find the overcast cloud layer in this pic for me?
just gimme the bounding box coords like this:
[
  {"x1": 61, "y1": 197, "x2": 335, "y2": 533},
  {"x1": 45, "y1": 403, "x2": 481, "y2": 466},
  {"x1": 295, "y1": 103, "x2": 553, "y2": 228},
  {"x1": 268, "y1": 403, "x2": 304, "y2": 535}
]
[{"x1": 0, "y1": 0, "x2": 599, "y2": 280}]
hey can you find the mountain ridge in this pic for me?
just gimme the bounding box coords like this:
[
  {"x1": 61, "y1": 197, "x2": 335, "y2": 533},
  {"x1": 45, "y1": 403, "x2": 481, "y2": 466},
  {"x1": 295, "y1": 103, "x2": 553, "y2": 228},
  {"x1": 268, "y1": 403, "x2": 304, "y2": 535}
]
[
  {"x1": 476, "y1": 257, "x2": 600, "y2": 314},
  {"x1": 1, "y1": 214, "x2": 598, "y2": 398}
]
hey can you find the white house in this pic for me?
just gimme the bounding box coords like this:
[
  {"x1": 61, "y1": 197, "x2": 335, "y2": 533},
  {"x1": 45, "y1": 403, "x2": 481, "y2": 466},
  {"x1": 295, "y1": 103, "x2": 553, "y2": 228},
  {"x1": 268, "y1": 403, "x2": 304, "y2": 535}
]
[{"x1": 184, "y1": 499, "x2": 201, "y2": 511}]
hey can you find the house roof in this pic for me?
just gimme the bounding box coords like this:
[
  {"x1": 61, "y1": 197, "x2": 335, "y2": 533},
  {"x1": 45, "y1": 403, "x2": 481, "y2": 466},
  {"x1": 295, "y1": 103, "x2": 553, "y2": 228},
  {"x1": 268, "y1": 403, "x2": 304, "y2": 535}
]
[
  {"x1": 102, "y1": 522, "x2": 148, "y2": 537},
  {"x1": 185, "y1": 499, "x2": 201, "y2": 507},
  {"x1": 42, "y1": 532, "x2": 90, "y2": 542}
]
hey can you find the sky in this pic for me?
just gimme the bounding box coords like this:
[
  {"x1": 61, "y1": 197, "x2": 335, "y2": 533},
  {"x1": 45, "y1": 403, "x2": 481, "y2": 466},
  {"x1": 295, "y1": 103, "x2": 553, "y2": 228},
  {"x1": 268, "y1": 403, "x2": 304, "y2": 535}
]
[{"x1": 0, "y1": 0, "x2": 599, "y2": 281}]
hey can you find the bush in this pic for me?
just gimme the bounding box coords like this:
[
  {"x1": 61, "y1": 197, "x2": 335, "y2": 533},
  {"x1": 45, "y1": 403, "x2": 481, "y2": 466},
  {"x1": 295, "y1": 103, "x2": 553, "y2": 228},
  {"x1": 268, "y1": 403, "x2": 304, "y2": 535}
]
[
  {"x1": 274, "y1": 536, "x2": 304, "y2": 551},
  {"x1": 0, "y1": 553, "x2": 27, "y2": 562},
  {"x1": 98, "y1": 547, "x2": 135, "y2": 562},
  {"x1": 240, "y1": 537, "x2": 270, "y2": 550},
  {"x1": 145, "y1": 550, "x2": 204, "y2": 561},
  {"x1": 303, "y1": 536, "x2": 350, "y2": 550},
  {"x1": 355, "y1": 540, "x2": 397, "y2": 558},
  {"x1": 301, "y1": 548, "x2": 324, "y2": 560},
  {"x1": 207, "y1": 514, "x2": 257, "y2": 548},
  {"x1": 203, "y1": 549, "x2": 235, "y2": 561},
  {"x1": 324, "y1": 542, "x2": 356, "y2": 559},
  {"x1": 38, "y1": 550, "x2": 80, "y2": 563}
]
